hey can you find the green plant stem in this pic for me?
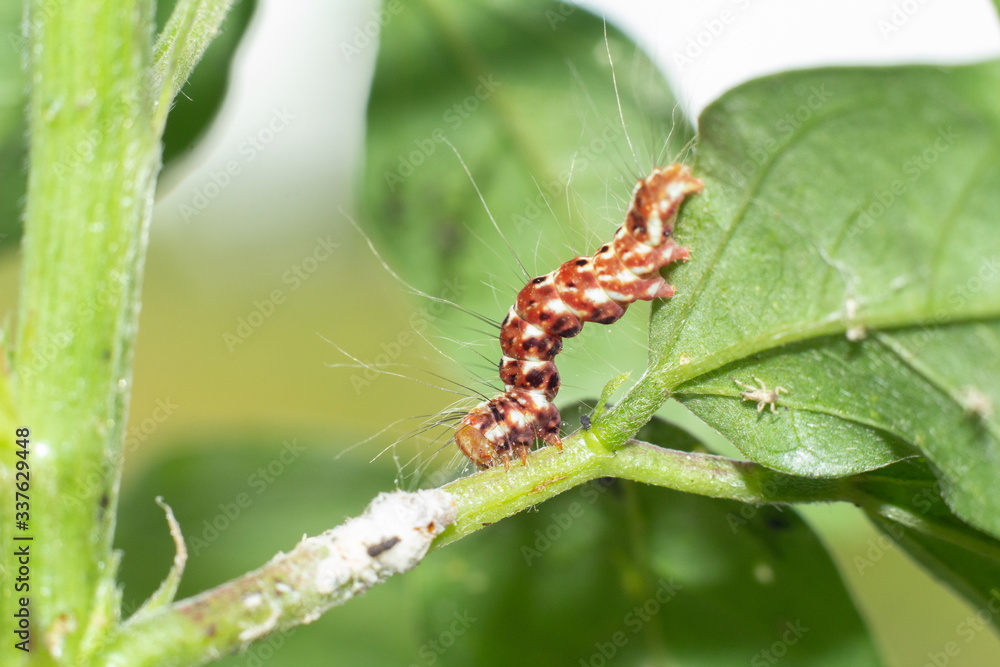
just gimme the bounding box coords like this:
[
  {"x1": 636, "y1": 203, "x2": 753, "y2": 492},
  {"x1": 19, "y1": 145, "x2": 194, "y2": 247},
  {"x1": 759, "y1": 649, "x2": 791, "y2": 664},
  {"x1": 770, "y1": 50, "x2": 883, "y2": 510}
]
[
  {"x1": 434, "y1": 430, "x2": 846, "y2": 548},
  {"x1": 605, "y1": 439, "x2": 847, "y2": 503},
  {"x1": 0, "y1": 1, "x2": 235, "y2": 664},
  {"x1": 7, "y1": 2, "x2": 157, "y2": 663}
]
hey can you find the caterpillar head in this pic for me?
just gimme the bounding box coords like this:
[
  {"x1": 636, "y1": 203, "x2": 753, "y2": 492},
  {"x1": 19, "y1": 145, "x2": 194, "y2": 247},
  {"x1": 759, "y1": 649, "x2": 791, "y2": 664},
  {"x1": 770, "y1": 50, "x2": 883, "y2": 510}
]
[
  {"x1": 455, "y1": 408, "x2": 499, "y2": 470},
  {"x1": 455, "y1": 391, "x2": 563, "y2": 470}
]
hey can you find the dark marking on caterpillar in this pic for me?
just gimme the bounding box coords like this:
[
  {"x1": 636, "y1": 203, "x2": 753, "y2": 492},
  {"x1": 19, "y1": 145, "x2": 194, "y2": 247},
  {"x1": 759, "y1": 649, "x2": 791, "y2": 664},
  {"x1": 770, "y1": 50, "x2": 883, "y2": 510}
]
[{"x1": 454, "y1": 164, "x2": 703, "y2": 470}]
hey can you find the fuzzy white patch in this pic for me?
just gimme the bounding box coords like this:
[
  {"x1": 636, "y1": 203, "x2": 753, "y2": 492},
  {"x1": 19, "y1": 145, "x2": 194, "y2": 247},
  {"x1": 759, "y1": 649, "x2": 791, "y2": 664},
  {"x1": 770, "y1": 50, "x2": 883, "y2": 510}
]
[
  {"x1": 312, "y1": 490, "x2": 456, "y2": 599},
  {"x1": 754, "y1": 562, "x2": 775, "y2": 585},
  {"x1": 243, "y1": 592, "x2": 264, "y2": 610},
  {"x1": 959, "y1": 386, "x2": 994, "y2": 419}
]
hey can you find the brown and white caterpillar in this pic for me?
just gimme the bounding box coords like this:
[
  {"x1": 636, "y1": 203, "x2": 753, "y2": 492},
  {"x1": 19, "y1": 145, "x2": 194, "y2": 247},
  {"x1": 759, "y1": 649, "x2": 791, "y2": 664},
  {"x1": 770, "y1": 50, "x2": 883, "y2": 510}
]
[{"x1": 454, "y1": 164, "x2": 703, "y2": 469}]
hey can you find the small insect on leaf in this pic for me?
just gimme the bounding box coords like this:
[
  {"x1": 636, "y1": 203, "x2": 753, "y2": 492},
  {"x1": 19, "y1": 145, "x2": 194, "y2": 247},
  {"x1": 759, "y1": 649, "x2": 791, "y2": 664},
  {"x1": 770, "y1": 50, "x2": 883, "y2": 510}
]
[{"x1": 733, "y1": 377, "x2": 788, "y2": 414}]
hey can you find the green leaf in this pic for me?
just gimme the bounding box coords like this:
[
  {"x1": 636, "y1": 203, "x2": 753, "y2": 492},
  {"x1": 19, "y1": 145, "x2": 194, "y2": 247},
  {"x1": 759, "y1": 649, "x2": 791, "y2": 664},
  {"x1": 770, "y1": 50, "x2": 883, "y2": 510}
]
[
  {"x1": 362, "y1": 0, "x2": 691, "y2": 307},
  {"x1": 849, "y1": 459, "x2": 1000, "y2": 629},
  {"x1": 869, "y1": 515, "x2": 1000, "y2": 633},
  {"x1": 592, "y1": 371, "x2": 630, "y2": 421},
  {"x1": 641, "y1": 64, "x2": 1000, "y2": 537},
  {"x1": 673, "y1": 336, "x2": 920, "y2": 477},
  {"x1": 417, "y1": 476, "x2": 882, "y2": 666},
  {"x1": 154, "y1": 0, "x2": 257, "y2": 161}
]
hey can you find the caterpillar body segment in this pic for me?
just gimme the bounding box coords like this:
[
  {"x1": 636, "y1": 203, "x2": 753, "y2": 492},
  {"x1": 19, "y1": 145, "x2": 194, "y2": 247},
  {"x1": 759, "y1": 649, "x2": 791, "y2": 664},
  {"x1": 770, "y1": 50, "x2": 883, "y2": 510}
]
[{"x1": 455, "y1": 164, "x2": 703, "y2": 470}]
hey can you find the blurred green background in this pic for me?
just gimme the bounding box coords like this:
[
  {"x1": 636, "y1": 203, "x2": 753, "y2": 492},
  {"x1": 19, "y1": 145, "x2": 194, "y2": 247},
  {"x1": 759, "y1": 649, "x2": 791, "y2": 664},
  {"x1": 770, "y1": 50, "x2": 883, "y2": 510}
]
[{"x1": 3, "y1": 0, "x2": 1000, "y2": 664}]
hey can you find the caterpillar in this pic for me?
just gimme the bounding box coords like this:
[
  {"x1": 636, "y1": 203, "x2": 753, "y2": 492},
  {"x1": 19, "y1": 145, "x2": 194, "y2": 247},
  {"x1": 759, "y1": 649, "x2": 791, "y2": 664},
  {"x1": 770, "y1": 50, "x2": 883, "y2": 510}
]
[{"x1": 454, "y1": 164, "x2": 703, "y2": 469}]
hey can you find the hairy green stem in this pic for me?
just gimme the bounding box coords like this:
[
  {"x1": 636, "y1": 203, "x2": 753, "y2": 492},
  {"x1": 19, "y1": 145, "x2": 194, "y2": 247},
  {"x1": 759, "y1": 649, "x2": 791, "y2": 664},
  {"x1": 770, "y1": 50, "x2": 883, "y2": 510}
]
[
  {"x1": 7, "y1": 3, "x2": 157, "y2": 662},
  {"x1": 435, "y1": 430, "x2": 846, "y2": 548},
  {"x1": 0, "y1": 1, "x2": 236, "y2": 664},
  {"x1": 604, "y1": 439, "x2": 847, "y2": 504}
]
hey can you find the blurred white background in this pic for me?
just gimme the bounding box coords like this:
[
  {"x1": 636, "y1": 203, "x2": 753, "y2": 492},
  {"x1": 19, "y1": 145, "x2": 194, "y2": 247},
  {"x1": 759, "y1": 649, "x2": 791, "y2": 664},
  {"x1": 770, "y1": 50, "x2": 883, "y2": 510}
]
[{"x1": 155, "y1": 0, "x2": 1000, "y2": 240}]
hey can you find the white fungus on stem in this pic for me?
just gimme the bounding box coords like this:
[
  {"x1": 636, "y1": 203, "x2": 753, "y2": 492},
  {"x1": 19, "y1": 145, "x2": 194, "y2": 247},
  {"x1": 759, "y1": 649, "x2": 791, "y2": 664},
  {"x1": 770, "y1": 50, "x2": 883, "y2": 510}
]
[{"x1": 98, "y1": 489, "x2": 457, "y2": 667}]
